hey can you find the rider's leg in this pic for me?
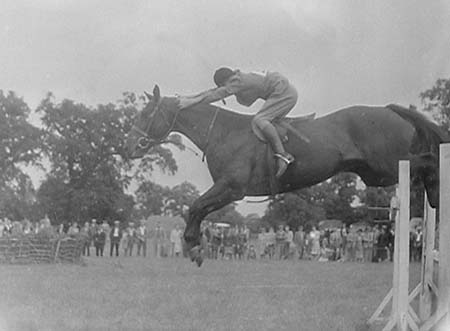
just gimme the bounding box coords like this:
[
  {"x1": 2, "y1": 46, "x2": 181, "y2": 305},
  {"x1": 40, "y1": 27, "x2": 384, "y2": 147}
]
[{"x1": 254, "y1": 117, "x2": 294, "y2": 177}]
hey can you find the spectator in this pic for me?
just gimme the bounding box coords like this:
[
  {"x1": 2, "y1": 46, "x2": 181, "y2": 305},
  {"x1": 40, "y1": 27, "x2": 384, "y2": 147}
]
[
  {"x1": 37, "y1": 217, "x2": 55, "y2": 238},
  {"x1": 412, "y1": 227, "x2": 423, "y2": 262},
  {"x1": 257, "y1": 227, "x2": 267, "y2": 259},
  {"x1": 363, "y1": 227, "x2": 374, "y2": 263},
  {"x1": 67, "y1": 222, "x2": 79, "y2": 236},
  {"x1": 294, "y1": 226, "x2": 305, "y2": 260},
  {"x1": 275, "y1": 225, "x2": 286, "y2": 260},
  {"x1": 355, "y1": 229, "x2": 364, "y2": 263},
  {"x1": 80, "y1": 222, "x2": 91, "y2": 256},
  {"x1": 346, "y1": 226, "x2": 356, "y2": 262},
  {"x1": 285, "y1": 225, "x2": 294, "y2": 259},
  {"x1": 210, "y1": 224, "x2": 221, "y2": 259},
  {"x1": 309, "y1": 226, "x2": 321, "y2": 260},
  {"x1": 266, "y1": 227, "x2": 276, "y2": 259},
  {"x1": 11, "y1": 221, "x2": 23, "y2": 237},
  {"x1": 93, "y1": 227, "x2": 106, "y2": 257},
  {"x1": 170, "y1": 225, "x2": 183, "y2": 257},
  {"x1": 126, "y1": 222, "x2": 136, "y2": 257},
  {"x1": 109, "y1": 221, "x2": 122, "y2": 257},
  {"x1": 329, "y1": 229, "x2": 341, "y2": 261},
  {"x1": 376, "y1": 227, "x2": 390, "y2": 262},
  {"x1": 56, "y1": 223, "x2": 65, "y2": 235},
  {"x1": 136, "y1": 220, "x2": 148, "y2": 257},
  {"x1": 154, "y1": 222, "x2": 166, "y2": 258},
  {"x1": 340, "y1": 225, "x2": 348, "y2": 262},
  {"x1": 388, "y1": 227, "x2": 395, "y2": 262},
  {"x1": 23, "y1": 221, "x2": 32, "y2": 235},
  {"x1": 122, "y1": 230, "x2": 129, "y2": 256}
]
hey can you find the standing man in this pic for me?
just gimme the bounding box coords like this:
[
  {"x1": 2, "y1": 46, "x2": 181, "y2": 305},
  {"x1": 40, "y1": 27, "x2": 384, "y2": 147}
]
[
  {"x1": 294, "y1": 226, "x2": 305, "y2": 259},
  {"x1": 80, "y1": 222, "x2": 91, "y2": 256},
  {"x1": 93, "y1": 226, "x2": 106, "y2": 257},
  {"x1": 136, "y1": 220, "x2": 148, "y2": 257},
  {"x1": 126, "y1": 222, "x2": 136, "y2": 257},
  {"x1": 109, "y1": 221, "x2": 122, "y2": 257},
  {"x1": 154, "y1": 222, "x2": 166, "y2": 258}
]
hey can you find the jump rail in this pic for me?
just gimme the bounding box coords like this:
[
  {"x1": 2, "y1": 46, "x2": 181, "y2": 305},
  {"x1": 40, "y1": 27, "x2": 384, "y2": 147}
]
[{"x1": 368, "y1": 143, "x2": 450, "y2": 331}]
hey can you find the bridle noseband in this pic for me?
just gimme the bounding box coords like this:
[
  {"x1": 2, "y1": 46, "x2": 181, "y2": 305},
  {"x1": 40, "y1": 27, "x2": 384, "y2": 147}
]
[{"x1": 131, "y1": 99, "x2": 180, "y2": 150}]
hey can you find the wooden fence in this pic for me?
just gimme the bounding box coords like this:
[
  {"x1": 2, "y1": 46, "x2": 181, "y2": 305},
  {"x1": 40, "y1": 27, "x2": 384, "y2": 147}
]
[{"x1": 0, "y1": 235, "x2": 85, "y2": 264}]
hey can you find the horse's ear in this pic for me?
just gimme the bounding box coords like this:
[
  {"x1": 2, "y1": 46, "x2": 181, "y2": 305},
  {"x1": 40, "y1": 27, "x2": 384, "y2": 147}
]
[
  {"x1": 153, "y1": 85, "x2": 161, "y2": 101},
  {"x1": 144, "y1": 91, "x2": 153, "y2": 101}
]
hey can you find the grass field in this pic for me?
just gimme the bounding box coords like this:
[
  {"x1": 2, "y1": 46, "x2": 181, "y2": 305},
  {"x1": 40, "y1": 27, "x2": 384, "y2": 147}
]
[{"x1": 0, "y1": 257, "x2": 421, "y2": 331}]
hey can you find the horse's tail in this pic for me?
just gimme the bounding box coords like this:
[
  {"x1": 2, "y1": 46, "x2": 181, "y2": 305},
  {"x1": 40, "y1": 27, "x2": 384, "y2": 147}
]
[{"x1": 386, "y1": 104, "x2": 450, "y2": 154}]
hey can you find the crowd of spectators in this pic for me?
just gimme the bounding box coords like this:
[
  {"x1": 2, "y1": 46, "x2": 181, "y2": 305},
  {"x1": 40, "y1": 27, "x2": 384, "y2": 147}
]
[{"x1": 0, "y1": 216, "x2": 424, "y2": 263}]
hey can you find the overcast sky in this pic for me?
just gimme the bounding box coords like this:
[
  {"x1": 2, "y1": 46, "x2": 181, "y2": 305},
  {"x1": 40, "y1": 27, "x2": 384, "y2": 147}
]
[{"x1": 2, "y1": 0, "x2": 450, "y2": 216}]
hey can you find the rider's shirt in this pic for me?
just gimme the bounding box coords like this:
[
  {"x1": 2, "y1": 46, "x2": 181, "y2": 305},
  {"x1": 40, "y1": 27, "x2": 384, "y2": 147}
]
[{"x1": 201, "y1": 71, "x2": 290, "y2": 107}]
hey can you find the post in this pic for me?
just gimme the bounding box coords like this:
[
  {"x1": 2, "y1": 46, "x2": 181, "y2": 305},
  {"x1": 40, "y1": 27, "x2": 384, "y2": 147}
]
[
  {"x1": 419, "y1": 193, "x2": 436, "y2": 321},
  {"x1": 438, "y1": 144, "x2": 450, "y2": 326},
  {"x1": 390, "y1": 160, "x2": 411, "y2": 331}
]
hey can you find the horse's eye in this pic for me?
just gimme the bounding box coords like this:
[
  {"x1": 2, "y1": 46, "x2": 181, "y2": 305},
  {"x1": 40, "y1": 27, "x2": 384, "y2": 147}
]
[{"x1": 137, "y1": 137, "x2": 150, "y2": 149}]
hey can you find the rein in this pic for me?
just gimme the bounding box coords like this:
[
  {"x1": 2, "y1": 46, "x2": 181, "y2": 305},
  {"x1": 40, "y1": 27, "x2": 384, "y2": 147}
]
[
  {"x1": 202, "y1": 107, "x2": 220, "y2": 162},
  {"x1": 131, "y1": 99, "x2": 181, "y2": 148},
  {"x1": 132, "y1": 100, "x2": 220, "y2": 162}
]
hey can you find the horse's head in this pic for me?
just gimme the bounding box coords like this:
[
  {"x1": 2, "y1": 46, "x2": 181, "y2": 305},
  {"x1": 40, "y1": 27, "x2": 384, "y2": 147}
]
[{"x1": 126, "y1": 85, "x2": 179, "y2": 159}]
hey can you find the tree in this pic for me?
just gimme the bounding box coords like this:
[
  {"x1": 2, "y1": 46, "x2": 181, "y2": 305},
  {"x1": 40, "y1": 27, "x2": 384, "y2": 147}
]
[
  {"x1": 261, "y1": 173, "x2": 363, "y2": 230},
  {"x1": 204, "y1": 203, "x2": 245, "y2": 226},
  {"x1": 0, "y1": 91, "x2": 42, "y2": 220},
  {"x1": 262, "y1": 189, "x2": 326, "y2": 231},
  {"x1": 164, "y1": 181, "x2": 200, "y2": 219},
  {"x1": 421, "y1": 78, "x2": 450, "y2": 132},
  {"x1": 35, "y1": 92, "x2": 178, "y2": 224}
]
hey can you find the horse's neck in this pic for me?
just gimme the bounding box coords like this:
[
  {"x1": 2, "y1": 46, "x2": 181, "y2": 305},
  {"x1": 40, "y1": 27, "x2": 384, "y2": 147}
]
[{"x1": 173, "y1": 105, "x2": 234, "y2": 151}]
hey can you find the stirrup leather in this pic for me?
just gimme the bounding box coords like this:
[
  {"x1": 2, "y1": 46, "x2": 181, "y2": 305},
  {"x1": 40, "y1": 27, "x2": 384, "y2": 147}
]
[{"x1": 274, "y1": 153, "x2": 294, "y2": 165}]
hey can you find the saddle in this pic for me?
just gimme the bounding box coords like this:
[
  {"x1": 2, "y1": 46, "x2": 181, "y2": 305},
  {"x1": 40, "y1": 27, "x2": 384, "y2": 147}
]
[{"x1": 252, "y1": 113, "x2": 315, "y2": 144}]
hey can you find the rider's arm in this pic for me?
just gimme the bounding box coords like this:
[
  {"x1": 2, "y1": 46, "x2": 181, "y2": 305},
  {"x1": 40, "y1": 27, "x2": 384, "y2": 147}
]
[{"x1": 178, "y1": 76, "x2": 241, "y2": 109}]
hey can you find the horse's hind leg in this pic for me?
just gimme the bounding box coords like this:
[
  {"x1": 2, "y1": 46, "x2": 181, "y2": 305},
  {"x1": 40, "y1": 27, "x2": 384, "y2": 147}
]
[{"x1": 184, "y1": 181, "x2": 244, "y2": 266}]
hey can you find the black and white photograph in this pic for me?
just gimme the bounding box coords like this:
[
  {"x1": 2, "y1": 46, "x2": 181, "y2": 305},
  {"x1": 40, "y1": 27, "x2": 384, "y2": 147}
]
[{"x1": 1, "y1": 1, "x2": 450, "y2": 330}]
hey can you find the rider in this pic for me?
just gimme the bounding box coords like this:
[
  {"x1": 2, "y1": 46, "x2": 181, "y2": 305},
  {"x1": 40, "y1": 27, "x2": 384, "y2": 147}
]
[{"x1": 177, "y1": 67, "x2": 298, "y2": 178}]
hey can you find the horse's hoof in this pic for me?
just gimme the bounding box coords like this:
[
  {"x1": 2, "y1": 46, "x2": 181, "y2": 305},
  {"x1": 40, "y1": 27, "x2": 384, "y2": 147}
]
[
  {"x1": 195, "y1": 255, "x2": 203, "y2": 267},
  {"x1": 190, "y1": 246, "x2": 201, "y2": 262}
]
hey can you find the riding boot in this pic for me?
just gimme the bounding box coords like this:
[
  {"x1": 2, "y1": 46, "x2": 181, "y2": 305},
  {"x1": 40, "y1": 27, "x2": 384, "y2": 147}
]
[{"x1": 260, "y1": 123, "x2": 294, "y2": 178}]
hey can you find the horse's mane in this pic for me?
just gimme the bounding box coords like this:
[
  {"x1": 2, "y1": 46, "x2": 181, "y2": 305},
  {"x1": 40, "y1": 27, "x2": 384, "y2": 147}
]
[{"x1": 386, "y1": 104, "x2": 450, "y2": 154}]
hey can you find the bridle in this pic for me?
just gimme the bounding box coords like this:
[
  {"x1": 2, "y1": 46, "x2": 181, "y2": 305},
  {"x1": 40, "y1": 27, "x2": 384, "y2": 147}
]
[
  {"x1": 130, "y1": 98, "x2": 220, "y2": 160},
  {"x1": 130, "y1": 99, "x2": 181, "y2": 150}
]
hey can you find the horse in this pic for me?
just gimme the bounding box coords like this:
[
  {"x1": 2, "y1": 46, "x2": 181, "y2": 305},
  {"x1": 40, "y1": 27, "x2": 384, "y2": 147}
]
[{"x1": 126, "y1": 85, "x2": 449, "y2": 266}]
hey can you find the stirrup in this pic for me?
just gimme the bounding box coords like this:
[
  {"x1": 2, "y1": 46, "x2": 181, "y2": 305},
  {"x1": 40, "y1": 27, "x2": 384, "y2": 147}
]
[
  {"x1": 274, "y1": 153, "x2": 294, "y2": 165},
  {"x1": 274, "y1": 153, "x2": 294, "y2": 178}
]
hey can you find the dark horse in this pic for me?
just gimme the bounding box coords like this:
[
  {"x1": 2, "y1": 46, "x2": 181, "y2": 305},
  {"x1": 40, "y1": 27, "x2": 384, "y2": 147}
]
[{"x1": 126, "y1": 85, "x2": 448, "y2": 266}]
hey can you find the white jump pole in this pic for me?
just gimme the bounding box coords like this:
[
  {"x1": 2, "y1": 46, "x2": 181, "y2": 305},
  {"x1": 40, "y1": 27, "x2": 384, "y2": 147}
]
[
  {"x1": 390, "y1": 160, "x2": 411, "y2": 331},
  {"x1": 420, "y1": 143, "x2": 450, "y2": 331},
  {"x1": 419, "y1": 193, "x2": 436, "y2": 321},
  {"x1": 438, "y1": 143, "x2": 450, "y2": 327},
  {"x1": 368, "y1": 161, "x2": 417, "y2": 331}
]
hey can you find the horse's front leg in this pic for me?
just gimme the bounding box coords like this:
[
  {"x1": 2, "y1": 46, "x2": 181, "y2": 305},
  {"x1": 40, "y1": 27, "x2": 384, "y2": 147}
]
[{"x1": 184, "y1": 180, "x2": 244, "y2": 266}]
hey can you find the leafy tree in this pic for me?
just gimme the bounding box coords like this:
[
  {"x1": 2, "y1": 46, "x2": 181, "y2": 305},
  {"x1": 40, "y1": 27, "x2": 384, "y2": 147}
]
[
  {"x1": 35, "y1": 92, "x2": 178, "y2": 225},
  {"x1": 421, "y1": 78, "x2": 450, "y2": 132},
  {"x1": 204, "y1": 203, "x2": 244, "y2": 226},
  {"x1": 134, "y1": 181, "x2": 170, "y2": 219},
  {"x1": 262, "y1": 173, "x2": 362, "y2": 230},
  {"x1": 0, "y1": 91, "x2": 42, "y2": 220},
  {"x1": 262, "y1": 190, "x2": 325, "y2": 230},
  {"x1": 164, "y1": 181, "x2": 200, "y2": 219}
]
